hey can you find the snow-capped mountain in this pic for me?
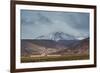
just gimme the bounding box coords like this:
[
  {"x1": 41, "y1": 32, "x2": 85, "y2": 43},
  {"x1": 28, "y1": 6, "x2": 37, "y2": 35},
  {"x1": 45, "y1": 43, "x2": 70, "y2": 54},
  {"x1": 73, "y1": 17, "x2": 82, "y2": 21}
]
[
  {"x1": 36, "y1": 32, "x2": 77, "y2": 41},
  {"x1": 21, "y1": 37, "x2": 89, "y2": 57}
]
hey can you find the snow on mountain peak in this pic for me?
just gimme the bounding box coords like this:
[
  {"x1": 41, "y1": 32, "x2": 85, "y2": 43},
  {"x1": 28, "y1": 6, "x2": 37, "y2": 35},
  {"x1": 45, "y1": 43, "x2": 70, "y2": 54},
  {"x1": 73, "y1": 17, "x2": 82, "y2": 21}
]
[{"x1": 36, "y1": 32, "x2": 77, "y2": 41}]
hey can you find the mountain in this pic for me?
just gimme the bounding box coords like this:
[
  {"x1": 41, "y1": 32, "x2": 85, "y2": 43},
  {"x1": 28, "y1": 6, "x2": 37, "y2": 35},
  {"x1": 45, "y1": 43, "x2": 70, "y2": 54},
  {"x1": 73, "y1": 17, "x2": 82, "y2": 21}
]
[
  {"x1": 48, "y1": 37, "x2": 89, "y2": 55},
  {"x1": 72, "y1": 37, "x2": 89, "y2": 49},
  {"x1": 21, "y1": 37, "x2": 89, "y2": 56},
  {"x1": 69, "y1": 37, "x2": 89, "y2": 54},
  {"x1": 21, "y1": 40, "x2": 42, "y2": 56},
  {"x1": 21, "y1": 40, "x2": 62, "y2": 56},
  {"x1": 36, "y1": 32, "x2": 77, "y2": 41},
  {"x1": 21, "y1": 31, "x2": 89, "y2": 56}
]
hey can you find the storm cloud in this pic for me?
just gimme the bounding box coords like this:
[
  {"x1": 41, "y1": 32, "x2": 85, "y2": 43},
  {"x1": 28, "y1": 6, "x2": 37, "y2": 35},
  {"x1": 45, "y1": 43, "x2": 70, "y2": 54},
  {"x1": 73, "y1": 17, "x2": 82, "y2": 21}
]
[{"x1": 21, "y1": 10, "x2": 89, "y2": 39}]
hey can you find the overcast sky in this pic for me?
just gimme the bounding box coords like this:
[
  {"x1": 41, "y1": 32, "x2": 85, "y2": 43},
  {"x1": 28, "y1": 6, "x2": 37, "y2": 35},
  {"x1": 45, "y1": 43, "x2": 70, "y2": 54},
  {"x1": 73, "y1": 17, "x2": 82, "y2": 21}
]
[{"x1": 21, "y1": 10, "x2": 89, "y2": 39}]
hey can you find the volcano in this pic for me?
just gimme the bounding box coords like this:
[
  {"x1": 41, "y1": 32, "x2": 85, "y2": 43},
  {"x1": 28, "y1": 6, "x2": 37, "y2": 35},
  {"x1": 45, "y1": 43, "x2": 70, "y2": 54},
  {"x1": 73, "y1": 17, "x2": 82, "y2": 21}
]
[{"x1": 36, "y1": 32, "x2": 78, "y2": 41}]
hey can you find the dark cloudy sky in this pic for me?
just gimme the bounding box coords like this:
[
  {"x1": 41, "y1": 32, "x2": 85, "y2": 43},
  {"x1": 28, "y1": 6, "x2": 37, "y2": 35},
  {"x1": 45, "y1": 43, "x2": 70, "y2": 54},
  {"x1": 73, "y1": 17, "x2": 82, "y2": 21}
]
[{"x1": 21, "y1": 10, "x2": 89, "y2": 39}]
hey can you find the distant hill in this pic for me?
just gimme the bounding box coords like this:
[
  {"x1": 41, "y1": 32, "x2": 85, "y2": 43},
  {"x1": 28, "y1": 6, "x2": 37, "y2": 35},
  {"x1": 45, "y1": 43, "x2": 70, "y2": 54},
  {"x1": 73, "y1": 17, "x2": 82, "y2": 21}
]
[{"x1": 50, "y1": 38, "x2": 89, "y2": 55}]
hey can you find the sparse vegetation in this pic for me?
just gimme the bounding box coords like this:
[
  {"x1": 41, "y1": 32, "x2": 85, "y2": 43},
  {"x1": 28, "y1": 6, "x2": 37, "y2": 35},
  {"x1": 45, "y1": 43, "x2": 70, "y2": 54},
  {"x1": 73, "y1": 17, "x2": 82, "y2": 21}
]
[{"x1": 21, "y1": 54, "x2": 89, "y2": 63}]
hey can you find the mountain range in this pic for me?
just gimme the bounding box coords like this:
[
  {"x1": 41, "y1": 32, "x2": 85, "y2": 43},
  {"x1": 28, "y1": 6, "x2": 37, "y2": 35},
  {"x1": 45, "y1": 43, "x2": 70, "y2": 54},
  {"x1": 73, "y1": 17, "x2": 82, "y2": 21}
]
[
  {"x1": 36, "y1": 32, "x2": 86, "y2": 41},
  {"x1": 21, "y1": 31, "x2": 89, "y2": 56}
]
